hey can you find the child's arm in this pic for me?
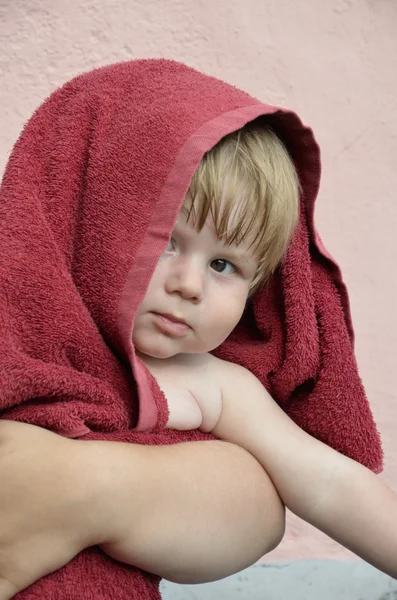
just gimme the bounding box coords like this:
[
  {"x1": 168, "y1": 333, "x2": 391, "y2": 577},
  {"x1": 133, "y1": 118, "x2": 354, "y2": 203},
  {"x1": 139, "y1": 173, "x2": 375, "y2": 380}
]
[{"x1": 211, "y1": 362, "x2": 397, "y2": 579}]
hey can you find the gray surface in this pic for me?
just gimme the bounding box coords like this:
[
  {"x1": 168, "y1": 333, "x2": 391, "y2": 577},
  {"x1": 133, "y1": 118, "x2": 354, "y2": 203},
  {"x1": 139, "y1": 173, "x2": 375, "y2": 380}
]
[{"x1": 161, "y1": 561, "x2": 397, "y2": 600}]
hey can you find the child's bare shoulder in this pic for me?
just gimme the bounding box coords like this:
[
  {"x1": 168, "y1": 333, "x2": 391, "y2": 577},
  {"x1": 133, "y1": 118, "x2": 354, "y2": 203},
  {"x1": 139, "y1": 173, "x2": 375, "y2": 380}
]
[{"x1": 209, "y1": 354, "x2": 259, "y2": 387}]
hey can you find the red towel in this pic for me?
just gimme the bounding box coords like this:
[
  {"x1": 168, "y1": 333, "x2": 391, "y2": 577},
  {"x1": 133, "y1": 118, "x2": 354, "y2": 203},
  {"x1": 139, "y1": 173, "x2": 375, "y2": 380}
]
[{"x1": 0, "y1": 59, "x2": 382, "y2": 599}]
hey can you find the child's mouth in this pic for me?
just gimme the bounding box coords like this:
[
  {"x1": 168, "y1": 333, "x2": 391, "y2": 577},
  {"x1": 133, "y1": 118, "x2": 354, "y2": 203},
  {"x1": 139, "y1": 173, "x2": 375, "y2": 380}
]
[{"x1": 152, "y1": 312, "x2": 190, "y2": 337}]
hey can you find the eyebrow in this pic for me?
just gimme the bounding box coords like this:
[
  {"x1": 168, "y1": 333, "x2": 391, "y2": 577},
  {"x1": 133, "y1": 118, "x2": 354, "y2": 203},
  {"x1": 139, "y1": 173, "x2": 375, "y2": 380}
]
[{"x1": 173, "y1": 220, "x2": 257, "y2": 265}]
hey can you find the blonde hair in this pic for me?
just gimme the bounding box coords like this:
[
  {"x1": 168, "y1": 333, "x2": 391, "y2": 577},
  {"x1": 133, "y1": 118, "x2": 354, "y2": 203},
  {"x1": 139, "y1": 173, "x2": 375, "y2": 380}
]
[{"x1": 185, "y1": 119, "x2": 300, "y2": 294}]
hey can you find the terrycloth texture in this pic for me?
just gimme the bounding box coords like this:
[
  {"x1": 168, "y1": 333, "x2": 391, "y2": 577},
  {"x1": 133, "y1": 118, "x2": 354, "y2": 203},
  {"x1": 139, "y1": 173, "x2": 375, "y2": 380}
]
[{"x1": 0, "y1": 59, "x2": 382, "y2": 599}]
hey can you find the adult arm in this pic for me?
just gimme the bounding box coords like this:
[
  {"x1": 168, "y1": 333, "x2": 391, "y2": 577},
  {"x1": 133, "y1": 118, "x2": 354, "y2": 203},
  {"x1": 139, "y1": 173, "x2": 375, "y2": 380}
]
[{"x1": 0, "y1": 420, "x2": 284, "y2": 599}]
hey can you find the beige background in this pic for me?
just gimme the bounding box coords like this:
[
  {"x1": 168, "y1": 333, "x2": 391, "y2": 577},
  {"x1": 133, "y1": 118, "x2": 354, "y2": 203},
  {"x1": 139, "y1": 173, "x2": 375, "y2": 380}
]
[{"x1": 1, "y1": 0, "x2": 396, "y2": 563}]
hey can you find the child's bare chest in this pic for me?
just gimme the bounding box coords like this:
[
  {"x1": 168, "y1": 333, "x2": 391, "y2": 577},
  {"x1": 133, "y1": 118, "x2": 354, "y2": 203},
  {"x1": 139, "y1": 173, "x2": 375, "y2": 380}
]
[{"x1": 140, "y1": 353, "x2": 223, "y2": 431}]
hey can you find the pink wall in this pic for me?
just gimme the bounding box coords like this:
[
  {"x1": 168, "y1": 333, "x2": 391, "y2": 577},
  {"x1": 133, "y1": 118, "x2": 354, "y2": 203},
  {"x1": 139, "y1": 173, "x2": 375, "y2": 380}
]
[{"x1": 1, "y1": 0, "x2": 396, "y2": 562}]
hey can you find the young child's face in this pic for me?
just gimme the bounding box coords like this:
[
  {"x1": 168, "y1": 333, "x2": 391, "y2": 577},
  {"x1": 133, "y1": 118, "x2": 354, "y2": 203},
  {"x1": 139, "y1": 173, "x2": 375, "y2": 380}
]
[{"x1": 133, "y1": 205, "x2": 258, "y2": 359}]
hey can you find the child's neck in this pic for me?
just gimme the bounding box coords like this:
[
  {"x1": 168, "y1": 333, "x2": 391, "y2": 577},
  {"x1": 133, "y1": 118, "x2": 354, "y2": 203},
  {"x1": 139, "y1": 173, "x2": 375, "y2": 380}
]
[{"x1": 135, "y1": 350, "x2": 209, "y2": 370}]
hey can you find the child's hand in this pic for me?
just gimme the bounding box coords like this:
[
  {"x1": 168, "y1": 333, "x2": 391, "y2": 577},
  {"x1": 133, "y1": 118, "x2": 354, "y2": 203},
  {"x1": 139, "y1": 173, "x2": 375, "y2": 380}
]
[{"x1": 0, "y1": 421, "x2": 98, "y2": 599}]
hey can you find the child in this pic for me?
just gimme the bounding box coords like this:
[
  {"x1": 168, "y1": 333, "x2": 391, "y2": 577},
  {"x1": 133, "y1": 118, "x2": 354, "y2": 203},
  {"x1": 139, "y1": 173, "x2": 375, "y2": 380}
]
[
  {"x1": 132, "y1": 121, "x2": 397, "y2": 579},
  {"x1": 0, "y1": 59, "x2": 389, "y2": 599}
]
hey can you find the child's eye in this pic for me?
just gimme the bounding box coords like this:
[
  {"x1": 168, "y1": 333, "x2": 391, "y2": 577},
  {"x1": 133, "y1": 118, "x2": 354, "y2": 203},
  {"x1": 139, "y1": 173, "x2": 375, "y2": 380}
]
[
  {"x1": 164, "y1": 238, "x2": 176, "y2": 253},
  {"x1": 210, "y1": 259, "x2": 236, "y2": 275}
]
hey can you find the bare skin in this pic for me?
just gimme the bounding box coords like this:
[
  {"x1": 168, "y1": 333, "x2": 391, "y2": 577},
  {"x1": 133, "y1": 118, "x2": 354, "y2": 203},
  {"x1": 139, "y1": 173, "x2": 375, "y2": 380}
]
[
  {"x1": 143, "y1": 351, "x2": 397, "y2": 580},
  {"x1": 0, "y1": 420, "x2": 285, "y2": 599}
]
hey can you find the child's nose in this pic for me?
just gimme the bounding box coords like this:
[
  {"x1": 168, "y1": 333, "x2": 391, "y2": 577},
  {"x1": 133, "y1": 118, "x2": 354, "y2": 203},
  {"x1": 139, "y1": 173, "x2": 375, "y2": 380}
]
[{"x1": 166, "y1": 258, "x2": 204, "y2": 302}]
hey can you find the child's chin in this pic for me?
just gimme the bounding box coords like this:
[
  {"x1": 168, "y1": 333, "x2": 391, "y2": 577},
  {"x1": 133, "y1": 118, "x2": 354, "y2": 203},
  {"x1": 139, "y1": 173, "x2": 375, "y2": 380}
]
[
  {"x1": 151, "y1": 350, "x2": 177, "y2": 359},
  {"x1": 135, "y1": 341, "x2": 179, "y2": 360}
]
